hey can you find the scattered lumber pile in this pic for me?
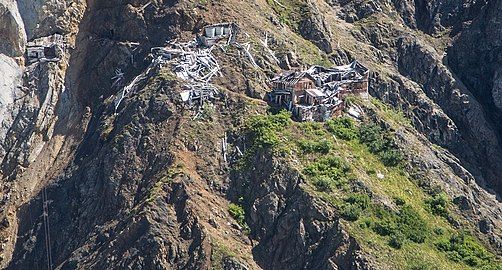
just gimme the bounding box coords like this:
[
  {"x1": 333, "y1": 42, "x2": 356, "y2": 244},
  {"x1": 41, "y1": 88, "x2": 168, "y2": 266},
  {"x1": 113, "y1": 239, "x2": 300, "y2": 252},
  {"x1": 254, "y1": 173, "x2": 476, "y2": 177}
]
[
  {"x1": 148, "y1": 23, "x2": 241, "y2": 108},
  {"x1": 111, "y1": 22, "x2": 269, "y2": 112},
  {"x1": 152, "y1": 39, "x2": 221, "y2": 108}
]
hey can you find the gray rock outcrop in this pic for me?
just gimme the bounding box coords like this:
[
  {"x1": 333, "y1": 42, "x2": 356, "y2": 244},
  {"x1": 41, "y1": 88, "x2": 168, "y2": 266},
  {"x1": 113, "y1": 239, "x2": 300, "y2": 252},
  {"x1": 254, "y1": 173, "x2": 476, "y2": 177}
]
[{"x1": 0, "y1": 0, "x2": 26, "y2": 57}]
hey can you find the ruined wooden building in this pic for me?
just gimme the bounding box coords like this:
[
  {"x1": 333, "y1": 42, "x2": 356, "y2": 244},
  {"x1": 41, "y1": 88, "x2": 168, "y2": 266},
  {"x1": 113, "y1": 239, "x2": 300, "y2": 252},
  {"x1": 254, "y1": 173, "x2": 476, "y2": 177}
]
[
  {"x1": 268, "y1": 60, "x2": 369, "y2": 122},
  {"x1": 26, "y1": 34, "x2": 65, "y2": 64}
]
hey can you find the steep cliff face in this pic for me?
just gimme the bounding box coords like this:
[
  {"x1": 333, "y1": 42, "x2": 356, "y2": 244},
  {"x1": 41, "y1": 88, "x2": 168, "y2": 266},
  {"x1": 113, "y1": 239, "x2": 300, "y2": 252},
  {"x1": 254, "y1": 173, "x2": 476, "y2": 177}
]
[
  {"x1": 230, "y1": 150, "x2": 371, "y2": 270},
  {"x1": 346, "y1": 0, "x2": 502, "y2": 194},
  {"x1": 0, "y1": 0, "x2": 25, "y2": 57},
  {"x1": 391, "y1": 0, "x2": 487, "y2": 35},
  {"x1": 448, "y1": 0, "x2": 502, "y2": 188},
  {"x1": 0, "y1": 0, "x2": 501, "y2": 269}
]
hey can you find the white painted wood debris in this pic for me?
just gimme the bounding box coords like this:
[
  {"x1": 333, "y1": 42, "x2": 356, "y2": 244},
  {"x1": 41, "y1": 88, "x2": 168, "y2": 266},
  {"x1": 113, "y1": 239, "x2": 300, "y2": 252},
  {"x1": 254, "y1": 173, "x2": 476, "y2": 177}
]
[{"x1": 111, "y1": 22, "x2": 263, "y2": 111}]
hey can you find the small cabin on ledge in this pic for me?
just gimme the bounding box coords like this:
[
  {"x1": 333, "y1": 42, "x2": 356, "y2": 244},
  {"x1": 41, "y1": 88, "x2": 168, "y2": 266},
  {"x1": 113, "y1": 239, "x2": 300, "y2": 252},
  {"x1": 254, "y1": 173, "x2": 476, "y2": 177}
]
[
  {"x1": 25, "y1": 34, "x2": 65, "y2": 64},
  {"x1": 268, "y1": 60, "x2": 369, "y2": 122},
  {"x1": 26, "y1": 45, "x2": 59, "y2": 63}
]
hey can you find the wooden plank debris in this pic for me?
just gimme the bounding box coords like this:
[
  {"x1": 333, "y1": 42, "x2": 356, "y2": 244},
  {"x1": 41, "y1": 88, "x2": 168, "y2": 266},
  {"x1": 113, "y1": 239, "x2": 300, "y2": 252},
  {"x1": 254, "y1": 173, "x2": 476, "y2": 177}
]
[
  {"x1": 111, "y1": 22, "x2": 263, "y2": 112},
  {"x1": 259, "y1": 33, "x2": 279, "y2": 64}
]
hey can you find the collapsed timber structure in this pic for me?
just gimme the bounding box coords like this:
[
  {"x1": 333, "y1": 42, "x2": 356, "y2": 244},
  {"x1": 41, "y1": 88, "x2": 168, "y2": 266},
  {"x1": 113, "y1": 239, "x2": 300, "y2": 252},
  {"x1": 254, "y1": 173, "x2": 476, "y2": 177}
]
[
  {"x1": 268, "y1": 60, "x2": 369, "y2": 122},
  {"x1": 25, "y1": 34, "x2": 66, "y2": 64},
  {"x1": 113, "y1": 22, "x2": 246, "y2": 112},
  {"x1": 147, "y1": 23, "x2": 241, "y2": 108},
  {"x1": 151, "y1": 42, "x2": 221, "y2": 107}
]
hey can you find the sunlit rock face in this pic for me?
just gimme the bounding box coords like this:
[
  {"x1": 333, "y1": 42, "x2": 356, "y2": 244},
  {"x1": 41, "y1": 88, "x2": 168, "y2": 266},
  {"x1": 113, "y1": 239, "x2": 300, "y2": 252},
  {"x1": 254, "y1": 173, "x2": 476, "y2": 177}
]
[
  {"x1": 0, "y1": 54, "x2": 22, "y2": 157},
  {"x1": 0, "y1": 0, "x2": 26, "y2": 57}
]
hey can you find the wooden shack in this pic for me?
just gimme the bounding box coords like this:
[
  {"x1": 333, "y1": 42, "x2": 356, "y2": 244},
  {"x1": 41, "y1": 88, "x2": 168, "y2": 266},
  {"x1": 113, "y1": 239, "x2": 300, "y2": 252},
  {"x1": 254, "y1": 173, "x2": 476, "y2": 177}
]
[
  {"x1": 268, "y1": 60, "x2": 369, "y2": 122},
  {"x1": 269, "y1": 71, "x2": 316, "y2": 108}
]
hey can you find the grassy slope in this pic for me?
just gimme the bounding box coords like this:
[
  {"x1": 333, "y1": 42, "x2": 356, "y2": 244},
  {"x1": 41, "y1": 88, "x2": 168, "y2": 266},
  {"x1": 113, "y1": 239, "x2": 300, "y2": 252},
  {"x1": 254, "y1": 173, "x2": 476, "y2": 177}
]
[{"x1": 240, "y1": 98, "x2": 501, "y2": 269}]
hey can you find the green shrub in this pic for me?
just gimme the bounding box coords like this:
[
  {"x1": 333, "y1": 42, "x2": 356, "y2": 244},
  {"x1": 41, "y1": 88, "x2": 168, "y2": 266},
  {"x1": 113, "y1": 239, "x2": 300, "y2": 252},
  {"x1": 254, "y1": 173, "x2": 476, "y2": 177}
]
[
  {"x1": 305, "y1": 156, "x2": 350, "y2": 192},
  {"x1": 299, "y1": 122, "x2": 325, "y2": 136},
  {"x1": 359, "y1": 123, "x2": 403, "y2": 166},
  {"x1": 341, "y1": 204, "x2": 363, "y2": 221},
  {"x1": 313, "y1": 175, "x2": 335, "y2": 192},
  {"x1": 303, "y1": 156, "x2": 351, "y2": 180},
  {"x1": 480, "y1": 263, "x2": 502, "y2": 270},
  {"x1": 407, "y1": 261, "x2": 438, "y2": 270},
  {"x1": 316, "y1": 140, "x2": 333, "y2": 153},
  {"x1": 436, "y1": 232, "x2": 497, "y2": 268},
  {"x1": 247, "y1": 110, "x2": 291, "y2": 149},
  {"x1": 433, "y1": 227, "x2": 445, "y2": 235},
  {"x1": 326, "y1": 117, "x2": 358, "y2": 140},
  {"x1": 397, "y1": 205, "x2": 428, "y2": 243},
  {"x1": 393, "y1": 197, "x2": 406, "y2": 206},
  {"x1": 373, "y1": 218, "x2": 397, "y2": 236},
  {"x1": 372, "y1": 205, "x2": 397, "y2": 233},
  {"x1": 359, "y1": 123, "x2": 382, "y2": 146},
  {"x1": 370, "y1": 205, "x2": 428, "y2": 246},
  {"x1": 359, "y1": 218, "x2": 372, "y2": 229},
  {"x1": 341, "y1": 193, "x2": 371, "y2": 221},
  {"x1": 426, "y1": 193, "x2": 449, "y2": 218},
  {"x1": 228, "y1": 203, "x2": 247, "y2": 228},
  {"x1": 298, "y1": 139, "x2": 333, "y2": 154},
  {"x1": 389, "y1": 231, "x2": 405, "y2": 249},
  {"x1": 379, "y1": 149, "x2": 403, "y2": 167},
  {"x1": 345, "y1": 193, "x2": 371, "y2": 209},
  {"x1": 298, "y1": 140, "x2": 316, "y2": 153}
]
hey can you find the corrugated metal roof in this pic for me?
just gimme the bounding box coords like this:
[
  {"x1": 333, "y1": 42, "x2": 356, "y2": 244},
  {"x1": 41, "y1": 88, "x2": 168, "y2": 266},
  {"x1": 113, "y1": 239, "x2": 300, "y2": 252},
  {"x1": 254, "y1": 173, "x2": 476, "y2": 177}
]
[{"x1": 305, "y1": 88, "x2": 326, "y2": 97}]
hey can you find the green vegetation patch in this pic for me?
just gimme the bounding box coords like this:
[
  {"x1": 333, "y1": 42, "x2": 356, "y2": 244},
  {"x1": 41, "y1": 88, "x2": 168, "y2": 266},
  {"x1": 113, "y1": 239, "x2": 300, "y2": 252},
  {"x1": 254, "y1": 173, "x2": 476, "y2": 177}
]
[
  {"x1": 361, "y1": 204, "x2": 428, "y2": 248},
  {"x1": 298, "y1": 139, "x2": 333, "y2": 154},
  {"x1": 246, "y1": 110, "x2": 292, "y2": 149},
  {"x1": 266, "y1": 0, "x2": 309, "y2": 28},
  {"x1": 341, "y1": 193, "x2": 371, "y2": 221},
  {"x1": 326, "y1": 117, "x2": 358, "y2": 140},
  {"x1": 228, "y1": 200, "x2": 250, "y2": 233},
  {"x1": 359, "y1": 123, "x2": 403, "y2": 166},
  {"x1": 425, "y1": 192, "x2": 449, "y2": 218},
  {"x1": 436, "y1": 233, "x2": 499, "y2": 269},
  {"x1": 211, "y1": 242, "x2": 237, "y2": 270},
  {"x1": 304, "y1": 155, "x2": 351, "y2": 191},
  {"x1": 237, "y1": 104, "x2": 500, "y2": 269}
]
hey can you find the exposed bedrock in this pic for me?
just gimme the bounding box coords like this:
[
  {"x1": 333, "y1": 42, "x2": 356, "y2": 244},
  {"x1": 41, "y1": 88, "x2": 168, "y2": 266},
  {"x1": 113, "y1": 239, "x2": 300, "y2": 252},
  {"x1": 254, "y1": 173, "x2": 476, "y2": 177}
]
[
  {"x1": 16, "y1": 0, "x2": 86, "y2": 40},
  {"x1": 298, "y1": 2, "x2": 333, "y2": 54},
  {"x1": 351, "y1": 6, "x2": 502, "y2": 194},
  {"x1": 231, "y1": 151, "x2": 372, "y2": 270},
  {"x1": 447, "y1": 1, "x2": 502, "y2": 188},
  {"x1": 0, "y1": 0, "x2": 501, "y2": 268},
  {"x1": 394, "y1": 35, "x2": 502, "y2": 194},
  {"x1": 0, "y1": 0, "x2": 26, "y2": 57},
  {"x1": 391, "y1": 0, "x2": 487, "y2": 35}
]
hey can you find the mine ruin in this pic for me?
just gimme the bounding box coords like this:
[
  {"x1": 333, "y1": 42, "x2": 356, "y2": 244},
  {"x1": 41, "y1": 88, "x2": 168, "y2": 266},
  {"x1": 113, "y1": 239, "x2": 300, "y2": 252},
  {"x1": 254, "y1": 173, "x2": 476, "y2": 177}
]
[
  {"x1": 25, "y1": 34, "x2": 65, "y2": 64},
  {"x1": 268, "y1": 61, "x2": 369, "y2": 121}
]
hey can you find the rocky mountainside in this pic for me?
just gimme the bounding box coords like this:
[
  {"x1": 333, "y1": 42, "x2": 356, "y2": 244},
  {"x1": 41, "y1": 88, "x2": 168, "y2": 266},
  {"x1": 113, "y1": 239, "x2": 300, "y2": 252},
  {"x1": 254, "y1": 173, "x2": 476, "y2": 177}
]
[{"x1": 0, "y1": 0, "x2": 501, "y2": 269}]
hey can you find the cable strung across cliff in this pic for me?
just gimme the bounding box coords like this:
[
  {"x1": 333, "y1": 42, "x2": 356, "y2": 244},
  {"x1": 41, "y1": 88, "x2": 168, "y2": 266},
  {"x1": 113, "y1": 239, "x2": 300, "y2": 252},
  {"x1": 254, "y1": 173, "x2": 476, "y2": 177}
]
[{"x1": 42, "y1": 187, "x2": 53, "y2": 270}]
